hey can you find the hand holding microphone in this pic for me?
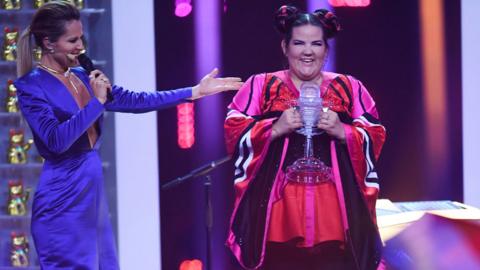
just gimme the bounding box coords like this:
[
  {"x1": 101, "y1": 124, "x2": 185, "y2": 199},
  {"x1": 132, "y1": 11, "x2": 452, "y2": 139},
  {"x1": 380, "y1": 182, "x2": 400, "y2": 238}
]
[
  {"x1": 78, "y1": 53, "x2": 113, "y2": 103},
  {"x1": 88, "y1": 70, "x2": 111, "y2": 104}
]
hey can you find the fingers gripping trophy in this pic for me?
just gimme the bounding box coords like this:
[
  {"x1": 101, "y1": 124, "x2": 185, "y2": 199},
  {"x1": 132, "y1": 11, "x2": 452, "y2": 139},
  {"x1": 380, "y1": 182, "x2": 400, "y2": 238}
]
[{"x1": 285, "y1": 82, "x2": 333, "y2": 184}]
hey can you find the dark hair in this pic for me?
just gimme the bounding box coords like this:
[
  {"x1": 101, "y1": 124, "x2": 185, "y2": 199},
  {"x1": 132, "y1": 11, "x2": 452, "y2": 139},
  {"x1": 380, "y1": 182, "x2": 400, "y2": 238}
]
[
  {"x1": 274, "y1": 5, "x2": 341, "y2": 48},
  {"x1": 31, "y1": 1, "x2": 80, "y2": 47},
  {"x1": 17, "y1": 1, "x2": 80, "y2": 76}
]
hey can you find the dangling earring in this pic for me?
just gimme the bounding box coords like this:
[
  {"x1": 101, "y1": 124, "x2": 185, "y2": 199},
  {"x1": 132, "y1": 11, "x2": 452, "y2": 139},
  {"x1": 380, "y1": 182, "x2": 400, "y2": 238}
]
[{"x1": 48, "y1": 48, "x2": 55, "y2": 54}]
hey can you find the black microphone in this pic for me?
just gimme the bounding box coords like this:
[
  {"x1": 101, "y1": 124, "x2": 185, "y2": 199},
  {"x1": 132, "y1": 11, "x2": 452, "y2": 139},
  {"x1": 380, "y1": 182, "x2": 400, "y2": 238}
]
[{"x1": 78, "y1": 53, "x2": 113, "y2": 102}]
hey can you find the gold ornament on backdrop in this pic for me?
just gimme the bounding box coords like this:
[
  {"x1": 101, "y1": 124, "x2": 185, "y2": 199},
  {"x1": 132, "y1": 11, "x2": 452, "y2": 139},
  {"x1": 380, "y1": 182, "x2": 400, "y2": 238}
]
[
  {"x1": 33, "y1": 46, "x2": 42, "y2": 61},
  {"x1": 8, "y1": 129, "x2": 34, "y2": 164},
  {"x1": 3, "y1": 27, "x2": 19, "y2": 61},
  {"x1": 10, "y1": 232, "x2": 29, "y2": 267},
  {"x1": 1, "y1": 0, "x2": 21, "y2": 9},
  {"x1": 72, "y1": 0, "x2": 83, "y2": 9},
  {"x1": 7, "y1": 180, "x2": 30, "y2": 216},
  {"x1": 33, "y1": 0, "x2": 45, "y2": 8},
  {"x1": 34, "y1": 0, "x2": 83, "y2": 9},
  {"x1": 6, "y1": 80, "x2": 19, "y2": 113}
]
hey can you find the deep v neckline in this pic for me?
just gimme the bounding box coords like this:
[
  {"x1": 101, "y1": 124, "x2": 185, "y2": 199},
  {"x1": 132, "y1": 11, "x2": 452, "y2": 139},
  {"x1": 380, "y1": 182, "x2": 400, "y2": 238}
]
[{"x1": 36, "y1": 67, "x2": 93, "y2": 111}]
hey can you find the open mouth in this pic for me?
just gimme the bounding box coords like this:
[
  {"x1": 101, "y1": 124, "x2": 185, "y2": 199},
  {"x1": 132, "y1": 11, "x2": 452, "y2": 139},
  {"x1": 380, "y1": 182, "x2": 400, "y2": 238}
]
[
  {"x1": 301, "y1": 59, "x2": 314, "y2": 64},
  {"x1": 66, "y1": 53, "x2": 78, "y2": 61},
  {"x1": 66, "y1": 49, "x2": 85, "y2": 61},
  {"x1": 66, "y1": 53, "x2": 82, "y2": 66}
]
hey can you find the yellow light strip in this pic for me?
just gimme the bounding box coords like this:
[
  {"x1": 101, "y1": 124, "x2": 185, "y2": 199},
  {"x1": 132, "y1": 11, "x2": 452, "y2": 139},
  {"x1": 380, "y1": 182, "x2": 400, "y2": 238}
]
[{"x1": 420, "y1": 0, "x2": 447, "y2": 171}]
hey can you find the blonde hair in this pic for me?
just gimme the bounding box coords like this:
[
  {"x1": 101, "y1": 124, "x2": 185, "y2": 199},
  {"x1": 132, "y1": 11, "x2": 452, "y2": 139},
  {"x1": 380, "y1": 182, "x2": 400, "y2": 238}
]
[{"x1": 16, "y1": 27, "x2": 33, "y2": 77}]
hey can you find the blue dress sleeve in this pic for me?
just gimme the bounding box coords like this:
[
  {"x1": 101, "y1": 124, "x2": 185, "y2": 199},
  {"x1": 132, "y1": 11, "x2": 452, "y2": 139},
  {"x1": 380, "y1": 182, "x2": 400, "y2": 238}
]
[
  {"x1": 14, "y1": 79, "x2": 105, "y2": 154},
  {"x1": 104, "y1": 85, "x2": 192, "y2": 113}
]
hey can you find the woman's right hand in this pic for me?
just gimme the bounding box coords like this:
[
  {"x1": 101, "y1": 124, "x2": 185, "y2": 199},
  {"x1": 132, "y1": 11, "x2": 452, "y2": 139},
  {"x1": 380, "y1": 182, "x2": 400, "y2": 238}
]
[
  {"x1": 271, "y1": 108, "x2": 303, "y2": 140},
  {"x1": 89, "y1": 70, "x2": 111, "y2": 104}
]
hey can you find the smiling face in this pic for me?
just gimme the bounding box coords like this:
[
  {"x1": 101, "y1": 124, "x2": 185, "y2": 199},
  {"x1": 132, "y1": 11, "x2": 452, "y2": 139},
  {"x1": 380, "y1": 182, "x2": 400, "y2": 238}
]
[
  {"x1": 43, "y1": 19, "x2": 85, "y2": 68},
  {"x1": 282, "y1": 24, "x2": 327, "y2": 84}
]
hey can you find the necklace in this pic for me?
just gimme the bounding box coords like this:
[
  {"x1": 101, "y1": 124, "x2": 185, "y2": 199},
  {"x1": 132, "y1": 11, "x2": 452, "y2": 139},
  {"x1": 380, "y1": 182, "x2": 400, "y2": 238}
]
[{"x1": 38, "y1": 63, "x2": 79, "y2": 94}]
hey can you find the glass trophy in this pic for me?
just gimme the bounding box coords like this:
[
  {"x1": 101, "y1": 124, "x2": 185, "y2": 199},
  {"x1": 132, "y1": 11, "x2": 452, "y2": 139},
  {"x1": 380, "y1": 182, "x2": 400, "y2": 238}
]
[{"x1": 285, "y1": 82, "x2": 333, "y2": 184}]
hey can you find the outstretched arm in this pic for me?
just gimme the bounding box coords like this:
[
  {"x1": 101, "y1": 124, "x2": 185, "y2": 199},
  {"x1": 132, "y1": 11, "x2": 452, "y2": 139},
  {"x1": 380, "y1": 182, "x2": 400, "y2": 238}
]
[{"x1": 87, "y1": 68, "x2": 243, "y2": 113}]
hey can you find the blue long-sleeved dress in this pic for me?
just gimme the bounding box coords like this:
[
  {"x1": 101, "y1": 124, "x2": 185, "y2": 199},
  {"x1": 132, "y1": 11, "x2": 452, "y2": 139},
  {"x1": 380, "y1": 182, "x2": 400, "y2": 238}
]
[{"x1": 14, "y1": 67, "x2": 191, "y2": 270}]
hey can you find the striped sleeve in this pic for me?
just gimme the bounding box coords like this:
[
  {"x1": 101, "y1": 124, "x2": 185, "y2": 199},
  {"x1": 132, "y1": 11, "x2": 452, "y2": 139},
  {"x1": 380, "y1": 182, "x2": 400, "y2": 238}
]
[
  {"x1": 343, "y1": 76, "x2": 386, "y2": 213},
  {"x1": 224, "y1": 74, "x2": 276, "y2": 186}
]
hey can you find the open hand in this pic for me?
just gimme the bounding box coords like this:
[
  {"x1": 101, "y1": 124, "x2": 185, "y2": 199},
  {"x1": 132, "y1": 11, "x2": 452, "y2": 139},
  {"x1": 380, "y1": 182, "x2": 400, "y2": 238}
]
[{"x1": 191, "y1": 68, "x2": 243, "y2": 99}]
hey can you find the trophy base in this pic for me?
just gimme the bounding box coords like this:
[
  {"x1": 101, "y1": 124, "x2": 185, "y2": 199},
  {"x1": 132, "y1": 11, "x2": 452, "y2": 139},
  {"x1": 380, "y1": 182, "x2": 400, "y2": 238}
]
[{"x1": 285, "y1": 157, "x2": 333, "y2": 185}]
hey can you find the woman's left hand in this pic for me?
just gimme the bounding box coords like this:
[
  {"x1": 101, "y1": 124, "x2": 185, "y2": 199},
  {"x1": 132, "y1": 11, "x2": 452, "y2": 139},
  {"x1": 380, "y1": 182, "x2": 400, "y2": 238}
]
[
  {"x1": 317, "y1": 108, "x2": 346, "y2": 142},
  {"x1": 89, "y1": 70, "x2": 112, "y2": 104},
  {"x1": 191, "y1": 68, "x2": 243, "y2": 100}
]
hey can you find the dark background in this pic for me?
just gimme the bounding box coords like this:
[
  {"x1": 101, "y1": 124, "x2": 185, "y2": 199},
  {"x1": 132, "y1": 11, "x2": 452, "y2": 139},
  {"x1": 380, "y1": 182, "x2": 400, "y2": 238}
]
[{"x1": 155, "y1": 1, "x2": 462, "y2": 269}]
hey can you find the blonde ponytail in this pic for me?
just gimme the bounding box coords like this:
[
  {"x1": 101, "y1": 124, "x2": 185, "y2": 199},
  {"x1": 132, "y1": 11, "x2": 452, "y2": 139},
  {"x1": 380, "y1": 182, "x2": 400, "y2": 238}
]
[{"x1": 16, "y1": 27, "x2": 34, "y2": 77}]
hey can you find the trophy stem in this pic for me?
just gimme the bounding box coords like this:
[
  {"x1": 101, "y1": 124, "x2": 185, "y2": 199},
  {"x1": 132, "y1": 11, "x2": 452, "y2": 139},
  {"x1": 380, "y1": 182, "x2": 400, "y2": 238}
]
[
  {"x1": 285, "y1": 82, "x2": 334, "y2": 185},
  {"x1": 305, "y1": 134, "x2": 313, "y2": 158}
]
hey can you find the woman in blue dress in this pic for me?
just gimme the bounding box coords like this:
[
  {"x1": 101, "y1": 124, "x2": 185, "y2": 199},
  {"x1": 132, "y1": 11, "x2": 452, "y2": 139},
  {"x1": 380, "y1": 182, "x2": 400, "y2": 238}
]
[{"x1": 14, "y1": 1, "x2": 242, "y2": 269}]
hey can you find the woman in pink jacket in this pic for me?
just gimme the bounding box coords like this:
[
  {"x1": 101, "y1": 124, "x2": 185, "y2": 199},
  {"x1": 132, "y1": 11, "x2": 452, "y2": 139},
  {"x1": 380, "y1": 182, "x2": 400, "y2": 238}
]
[{"x1": 225, "y1": 5, "x2": 386, "y2": 270}]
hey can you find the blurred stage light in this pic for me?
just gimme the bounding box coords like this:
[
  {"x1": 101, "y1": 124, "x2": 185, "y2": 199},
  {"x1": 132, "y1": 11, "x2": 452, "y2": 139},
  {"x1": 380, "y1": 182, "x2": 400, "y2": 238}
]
[
  {"x1": 328, "y1": 0, "x2": 370, "y2": 7},
  {"x1": 175, "y1": 0, "x2": 193, "y2": 17},
  {"x1": 383, "y1": 214, "x2": 480, "y2": 269},
  {"x1": 179, "y1": 259, "x2": 203, "y2": 270},
  {"x1": 177, "y1": 103, "x2": 195, "y2": 149}
]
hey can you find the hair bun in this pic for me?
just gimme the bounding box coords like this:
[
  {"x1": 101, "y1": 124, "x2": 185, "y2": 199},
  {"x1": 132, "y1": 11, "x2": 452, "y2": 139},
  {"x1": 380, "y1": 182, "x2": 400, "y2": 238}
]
[
  {"x1": 274, "y1": 5, "x2": 299, "y2": 34},
  {"x1": 313, "y1": 9, "x2": 341, "y2": 39}
]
